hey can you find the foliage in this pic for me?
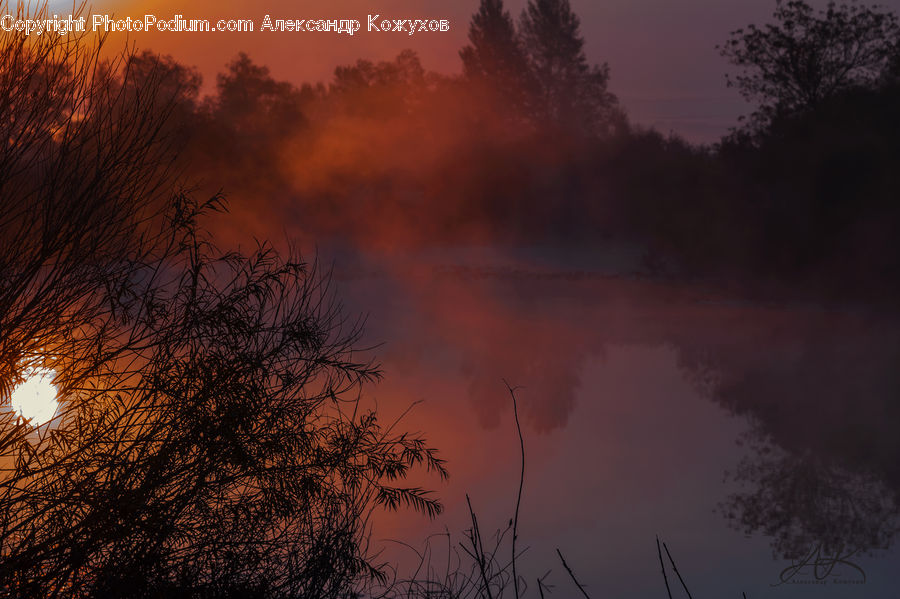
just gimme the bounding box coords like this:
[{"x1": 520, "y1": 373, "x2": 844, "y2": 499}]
[
  {"x1": 460, "y1": 0, "x2": 533, "y2": 115},
  {"x1": 0, "y1": 1, "x2": 176, "y2": 406},
  {"x1": 519, "y1": 0, "x2": 622, "y2": 135},
  {"x1": 0, "y1": 6, "x2": 447, "y2": 598},
  {"x1": 719, "y1": 0, "x2": 900, "y2": 126}
]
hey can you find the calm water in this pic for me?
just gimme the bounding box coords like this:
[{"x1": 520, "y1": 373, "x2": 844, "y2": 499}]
[{"x1": 325, "y1": 244, "x2": 900, "y2": 598}]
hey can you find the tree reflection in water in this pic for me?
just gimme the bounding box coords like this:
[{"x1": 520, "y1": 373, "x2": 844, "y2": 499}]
[{"x1": 678, "y1": 316, "x2": 900, "y2": 559}]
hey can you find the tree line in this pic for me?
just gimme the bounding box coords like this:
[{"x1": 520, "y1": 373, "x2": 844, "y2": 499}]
[{"x1": 132, "y1": 0, "x2": 900, "y2": 302}]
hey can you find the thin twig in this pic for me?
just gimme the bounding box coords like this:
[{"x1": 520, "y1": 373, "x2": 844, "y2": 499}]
[
  {"x1": 466, "y1": 494, "x2": 494, "y2": 599},
  {"x1": 657, "y1": 536, "x2": 673, "y2": 599},
  {"x1": 537, "y1": 569, "x2": 552, "y2": 599},
  {"x1": 556, "y1": 548, "x2": 591, "y2": 599},
  {"x1": 504, "y1": 379, "x2": 526, "y2": 599},
  {"x1": 663, "y1": 542, "x2": 693, "y2": 599}
]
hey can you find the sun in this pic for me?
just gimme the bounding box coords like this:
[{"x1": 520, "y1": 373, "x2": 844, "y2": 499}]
[{"x1": 9, "y1": 367, "x2": 60, "y2": 425}]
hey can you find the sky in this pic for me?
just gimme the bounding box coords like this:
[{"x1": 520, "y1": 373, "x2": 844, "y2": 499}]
[{"x1": 41, "y1": 0, "x2": 900, "y2": 142}]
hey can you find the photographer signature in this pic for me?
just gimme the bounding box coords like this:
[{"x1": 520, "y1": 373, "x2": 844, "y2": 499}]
[{"x1": 773, "y1": 543, "x2": 866, "y2": 586}]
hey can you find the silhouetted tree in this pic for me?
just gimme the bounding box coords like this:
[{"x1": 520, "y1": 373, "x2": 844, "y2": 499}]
[
  {"x1": 330, "y1": 49, "x2": 429, "y2": 116},
  {"x1": 0, "y1": 8, "x2": 447, "y2": 598},
  {"x1": 124, "y1": 50, "x2": 204, "y2": 153},
  {"x1": 214, "y1": 52, "x2": 308, "y2": 138},
  {"x1": 0, "y1": 4, "x2": 177, "y2": 404},
  {"x1": 188, "y1": 52, "x2": 313, "y2": 207},
  {"x1": 1, "y1": 198, "x2": 448, "y2": 599},
  {"x1": 519, "y1": 0, "x2": 621, "y2": 134},
  {"x1": 460, "y1": 0, "x2": 532, "y2": 112},
  {"x1": 720, "y1": 0, "x2": 900, "y2": 125}
]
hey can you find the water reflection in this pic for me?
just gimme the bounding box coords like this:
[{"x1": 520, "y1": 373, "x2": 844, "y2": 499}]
[
  {"x1": 678, "y1": 315, "x2": 900, "y2": 559},
  {"x1": 720, "y1": 435, "x2": 898, "y2": 560},
  {"x1": 325, "y1": 246, "x2": 899, "y2": 594}
]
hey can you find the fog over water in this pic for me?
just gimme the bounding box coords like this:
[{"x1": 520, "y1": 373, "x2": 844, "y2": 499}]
[{"x1": 300, "y1": 242, "x2": 900, "y2": 598}]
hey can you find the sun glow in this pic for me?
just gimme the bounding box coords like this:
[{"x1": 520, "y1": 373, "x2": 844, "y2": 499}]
[{"x1": 9, "y1": 368, "x2": 59, "y2": 425}]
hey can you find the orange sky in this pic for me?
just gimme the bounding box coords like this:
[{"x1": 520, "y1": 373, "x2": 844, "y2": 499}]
[
  {"x1": 48, "y1": 0, "x2": 759, "y2": 140},
  {"x1": 45, "y1": 0, "x2": 900, "y2": 141}
]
